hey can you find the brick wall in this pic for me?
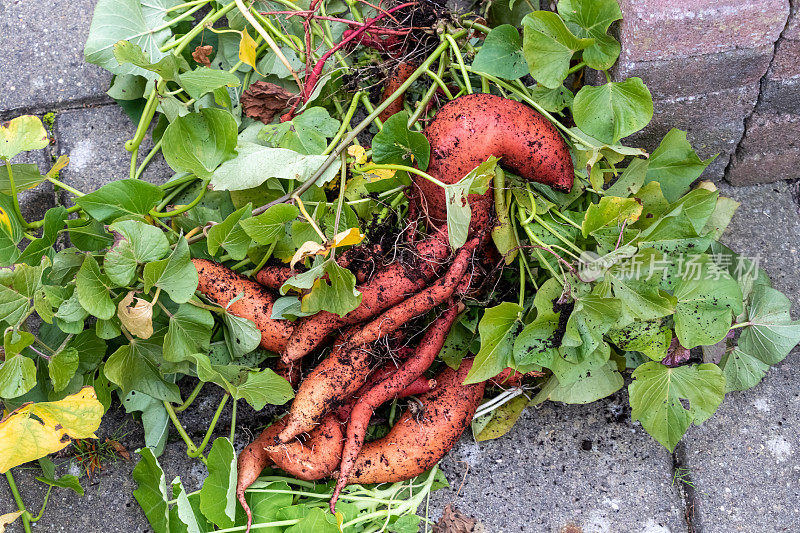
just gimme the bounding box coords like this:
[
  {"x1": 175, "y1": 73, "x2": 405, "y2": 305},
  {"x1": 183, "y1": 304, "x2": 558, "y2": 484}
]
[{"x1": 604, "y1": 0, "x2": 797, "y2": 185}]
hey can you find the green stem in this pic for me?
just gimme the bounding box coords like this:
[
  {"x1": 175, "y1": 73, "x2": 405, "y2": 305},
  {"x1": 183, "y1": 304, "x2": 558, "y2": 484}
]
[
  {"x1": 5, "y1": 470, "x2": 32, "y2": 533},
  {"x1": 567, "y1": 61, "x2": 586, "y2": 75},
  {"x1": 156, "y1": 180, "x2": 195, "y2": 212},
  {"x1": 528, "y1": 213, "x2": 582, "y2": 256},
  {"x1": 174, "y1": 381, "x2": 204, "y2": 413},
  {"x1": 125, "y1": 89, "x2": 159, "y2": 153},
  {"x1": 425, "y1": 69, "x2": 453, "y2": 99},
  {"x1": 214, "y1": 520, "x2": 300, "y2": 533},
  {"x1": 446, "y1": 34, "x2": 472, "y2": 94},
  {"x1": 729, "y1": 322, "x2": 751, "y2": 330},
  {"x1": 359, "y1": 164, "x2": 447, "y2": 188},
  {"x1": 29, "y1": 486, "x2": 53, "y2": 522},
  {"x1": 459, "y1": 18, "x2": 492, "y2": 35},
  {"x1": 251, "y1": 32, "x2": 466, "y2": 216},
  {"x1": 3, "y1": 160, "x2": 31, "y2": 229},
  {"x1": 323, "y1": 91, "x2": 363, "y2": 156},
  {"x1": 518, "y1": 252, "x2": 526, "y2": 307},
  {"x1": 188, "y1": 394, "x2": 229, "y2": 457},
  {"x1": 45, "y1": 175, "x2": 85, "y2": 198},
  {"x1": 551, "y1": 208, "x2": 582, "y2": 229},
  {"x1": 408, "y1": 56, "x2": 449, "y2": 127},
  {"x1": 129, "y1": 147, "x2": 138, "y2": 180},
  {"x1": 151, "y1": 178, "x2": 209, "y2": 218},
  {"x1": 159, "y1": 172, "x2": 197, "y2": 190},
  {"x1": 360, "y1": 93, "x2": 382, "y2": 129},
  {"x1": 161, "y1": 1, "x2": 237, "y2": 53},
  {"x1": 151, "y1": 1, "x2": 210, "y2": 33},
  {"x1": 163, "y1": 400, "x2": 201, "y2": 457},
  {"x1": 229, "y1": 398, "x2": 237, "y2": 442},
  {"x1": 134, "y1": 138, "x2": 163, "y2": 180}
]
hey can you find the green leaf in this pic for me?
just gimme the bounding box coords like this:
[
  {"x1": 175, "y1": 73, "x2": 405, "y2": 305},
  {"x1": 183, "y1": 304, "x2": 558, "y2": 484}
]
[
  {"x1": 608, "y1": 319, "x2": 671, "y2": 361},
  {"x1": 143, "y1": 238, "x2": 199, "y2": 304},
  {"x1": 222, "y1": 312, "x2": 261, "y2": 359},
  {"x1": 545, "y1": 359, "x2": 623, "y2": 404},
  {"x1": 472, "y1": 25, "x2": 529, "y2": 80},
  {"x1": 239, "y1": 204, "x2": 299, "y2": 245},
  {"x1": 113, "y1": 40, "x2": 188, "y2": 82},
  {"x1": 105, "y1": 220, "x2": 171, "y2": 286},
  {"x1": 84, "y1": 0, "x2": 182, "y2": 77},
  {"x1": 0, "y1": 193, "x2": 24, "y2": 265},
  {"x1": 513, "y1": 278, "x2": 563, "y2": 368},
  {"x1": 371, "y1": 111, "x2": 431, "y2": 170},
  {"x1": 66, "y1": 219, "x2": 114, "y2": 251},
  {"x1": 604, "y1": 250, "x2": 676, "y2": 322},
  {"x1": 300, "y1": 260, "x2": 361, "y2": 317},
  {"x1": 123, "y1": 390, "x2": 170, "y2": 457},
  {"x1": 673, "y1": 254, "x2": 742, "y2": 348},
  {"x1": 200, "y1": 438, "x2": 237, "y2": 529},
  {"x1": 573, "y1": 79, "x2": 653, "y2": 144},
  {"x1": 164, "y1": 304, "x2": 214, "y2": 363},
  {"x1": 162, "y1": 108, "x2": 238, "y2": 179},
  {"x1": 210, "y1": 142, "x2": 341, "y2": 191},
  {"x1": 465, "y1": 302, "x2": 523, "y2": 384},
  {"x1": 75, "y1": 179, "x2": 164, "y2": 222},
  {"x1": 179, "y1": 67, "x2": 241, "y2": 100},
  {"x1": 472, "y1": 394, "x2": 528, "y2": 441},
  {"x1": 702, "y1": 195, "x2": 739, "y2": 240},
  {"x1": 488, "y1": 0, "x2": 540, "y2": 27},
  {"x1": 557, "y1": 0, "x2": 623, "y2": 70},
  {"x1": 528, "y1": 84, "x2": 574, "y2": 113},
  {"x1": 561, "y1": 295, "x2": 621, "y2": 359},
  {"x1": 522, "y1": 11, "x2": 594, "y2": 89},
  {"x1": 105, "y1": 342, "x2": 181, "y2": 403},
  {"x1": 35, "y1": 471, "x2": 84, "y2": 496},
  {"x1": 644, "y1": 129, "x2": 716, "y2": 202},
  {"x1": 76, "y1": 254, "x2": 115, "y2": 320},
  {"x1": 629, "y1": 362, "x2": 725, "y2": 451},
  {"x1": 262, "y1": 107, "x2": 340, "y2": 156},
  {"x1": 722, "y1": 285, "x2": 800, "y2": 391},
  {"x1": 445, "y1": 157, "x2": 498, "y2": 249},
  {"x1": 18, "y1": 206, "x2": 68, "y2": 266},
  {"x1": 0, "y1": 284, "x2": 31, "y2": 328},
  {"x1": 133, "y1": 447, "x2": 170, "y2": 533},
  {"x1": 0, "y1": 164, "x2": 45, "y2": 194},
  {"x1": 284, "y1": 508, "x2": 340, "y2": 533},
  {"x1": 0, "y1": 353, "x2": 37, "y2": 399},
  {"x1": 172, "y1": 477, "x2": 203, "y2": 533},
  {"x1": 207, "y1": 205, "x2": 252, "y2": 260},
  {"x1": 582, "y1": 196, "x2": 643, "y2": 237},
  {"x1": 604, "y1": 157, "x2": 648, "y2": 197},
  {"x1": 0, "y1": 116, "x2": 49, "y2": 160},
  {"x1": 49, "y1": 347, "x2": 79, "y2": 393}
]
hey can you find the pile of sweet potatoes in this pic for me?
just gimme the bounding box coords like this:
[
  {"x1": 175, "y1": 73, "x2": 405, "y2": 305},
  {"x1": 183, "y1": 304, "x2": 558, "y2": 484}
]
[{"x1": 192, "y1": 93, "x2": 574, "y2": 528}]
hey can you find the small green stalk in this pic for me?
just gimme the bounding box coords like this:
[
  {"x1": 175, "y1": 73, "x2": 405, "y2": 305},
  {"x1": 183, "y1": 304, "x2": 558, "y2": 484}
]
[
  {"x1": 229, "y1": 398, "x2": 237, "y2": 442},
  {"x1": 188, "y1": 394, "x2": 230, "y2": 457},
  {"x1": 163, "y1": 401, "x2": 202, "y2": 459},
  {"x1": 29, "y1": 486, "x2": 53, "y2": 522},
  {"x1": 5, "y1": 470, "x2": 32, "y2": 533},
  {"x1": 446, "y1": 34, "x2": 472, "y2": 94},
  {"x1": 3, "y1": 159, "x2": 31, "y2": 229},
  {"x1": 323, "y1": 91, "x2": 364, "y2": 156},
  {"x1": 151, "y1": 177, "x2": 210, "y2": 218},
  {"x1": 358, "y1": 164, "x2": 447, "y2": 189},
  {"x1": 134, "y1": 138, "x2": 163, "y2": 180},
  {"x1": 360, "y1": 93, "x2": 382, "y2": 129},
  {"x1": 174, "y1": 382, "x2": 204, "y2": 413}
]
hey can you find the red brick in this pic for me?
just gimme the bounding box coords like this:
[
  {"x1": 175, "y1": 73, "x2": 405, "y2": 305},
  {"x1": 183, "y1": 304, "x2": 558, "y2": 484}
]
[
  {"x1": 612, "y1": 46, "x2": 773, "y2": 99},
  {"x1": 768, "y1": 38, "x2": 800, "y2": 81},
  {"x1": 759, "y1": 77, "x2": 800, "y2": 113},
  {"x1": 727, "y1": 112, "x2": 800, "y2": 185},
  {"x1": 617, "y1": 0, "x2": 789, "y2": 62}
]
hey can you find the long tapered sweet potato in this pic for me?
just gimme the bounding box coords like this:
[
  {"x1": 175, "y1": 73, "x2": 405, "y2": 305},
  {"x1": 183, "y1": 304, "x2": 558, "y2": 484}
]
[
  {"x1": 379, "y1": 61, "x2": 417, "y2": 122},
  {"x1": 237, "y1": 414, "x2": 344, "y2": 531},
  {"x1": 331, "y1": 303, "x2": 459, "y2": 508},
  {"x1": 192, "y1": 259, "x2": 292, "y2": 352},
  {"x1": 416, "y1": 93, "x2": 574, "y2": 225},
  {"x1": 346, "y1": 359, "x2": 485, "y2": 485},
  {"x1": 280, "y1": 227, "x2": 452, "y2": 363}
]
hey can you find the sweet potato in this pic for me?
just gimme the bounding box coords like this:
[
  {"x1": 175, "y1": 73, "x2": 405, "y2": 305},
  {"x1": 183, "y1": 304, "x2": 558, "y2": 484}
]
[
  {"x1": 331, "y1": 303, "x2": 459, "y2": 508},
  {"x1": 346, "y1": 359, "x2": 485, "y2": 485},
  {"x1": 237, "y1": 414, "x2": 343, "y2": 531},
  {"x1": 379, "y1": 62, "x2": 417, "y2": 122},
  {"x1": 416, "y1": 93, "x2": 574, "y2": 225},
  {"x1": 281, "y1": 228, "x2": 452, "y2": 363},
  {"x1": 192, "y1": 259, "x2": 293, "y2": 352},
  {"x1": 343, "y1": 237, "x2": 478, "y2": 349}
]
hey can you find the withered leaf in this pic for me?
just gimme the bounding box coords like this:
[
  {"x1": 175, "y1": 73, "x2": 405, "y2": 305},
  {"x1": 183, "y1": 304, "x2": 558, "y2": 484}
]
[
  {"x1": 192, "y1": 45, "x2": 214, "y2": 67},
  {"x1": 434, "y1": 504, "x2": 479, "y2": 533},
  {"x1": 241, "y1": 81, "x2": 298, "y2": 124}
]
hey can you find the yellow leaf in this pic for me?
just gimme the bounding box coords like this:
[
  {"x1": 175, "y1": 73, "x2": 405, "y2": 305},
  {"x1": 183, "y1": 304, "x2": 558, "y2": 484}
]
[
  {"x1": 347, "y1": 145, "x2": 368, "y2": 165},
  {"x1": 0, "y1": 207, "x2": 11, "y2": 235},
  {"x1": 46, "y1": 155, "x2": 69, "y2": 179},
  {"x1": 332, "y1": 228, "x2": 364, "y2": 248},
  {"x1": 239, "y1": 28, "x2": 261, "y2": 74},
  {"x1": 290, "y1": 240, "x2": 326, "y2": 269},
  {"x1": 0, "y1": 510, "x2": 24, "y2": 533},
  {"x1": 0, "y1": 115, "x2": 49, "y2": 160},
  {"x1": 117, "y1": 291, "x2": 154, "y2": 339},
  {"x1": 363, "y1": 167, "x2": 395, "y2": 182},
  {"x1": 0, "y1": 387, "x2": 104, "y2": 473}
]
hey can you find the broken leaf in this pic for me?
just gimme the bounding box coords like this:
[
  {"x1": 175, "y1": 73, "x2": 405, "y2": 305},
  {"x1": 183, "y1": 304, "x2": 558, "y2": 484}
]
[
  {"x1": 118, "y1": 291, "x2": 154, "y2": 339},
  {"x1": 0, "y1": 387, "x2": 104, "y2": 473}
]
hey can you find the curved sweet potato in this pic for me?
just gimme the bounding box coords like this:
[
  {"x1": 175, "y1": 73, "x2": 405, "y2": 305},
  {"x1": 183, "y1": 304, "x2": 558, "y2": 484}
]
[
  {"x1": 417, "y1": 93, "x2": 574, "y2": 224},
  {"x1": 192, "y1": 259, "x2": 292, "y2": 352},
  {"x1": 347, "y1": 359, "x2": 485, "y2": 485},
  {"x1": 379, "y1": 62, "x2": 417, "y2": 122}
]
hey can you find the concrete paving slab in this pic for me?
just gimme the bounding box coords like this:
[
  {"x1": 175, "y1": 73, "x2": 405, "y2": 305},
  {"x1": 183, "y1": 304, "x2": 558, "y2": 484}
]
[
  {"x1": 0, "y1": 0, "x2": 111, "y2": 115},
  {"x1": 680, "y1": 181, "x2": 800, "y2": 532},
  {"x1": 429, "y1": 392, "x2": 687, "y2": 533},
  {"x1": 53, "y1": 105, "x2": 172, "y2": 201}
]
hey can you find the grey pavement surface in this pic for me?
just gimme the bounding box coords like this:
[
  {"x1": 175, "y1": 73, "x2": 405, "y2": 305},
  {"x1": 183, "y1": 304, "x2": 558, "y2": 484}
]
[{"x1": 2, "y1": 3, "x2": 800, "y2": 533}]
